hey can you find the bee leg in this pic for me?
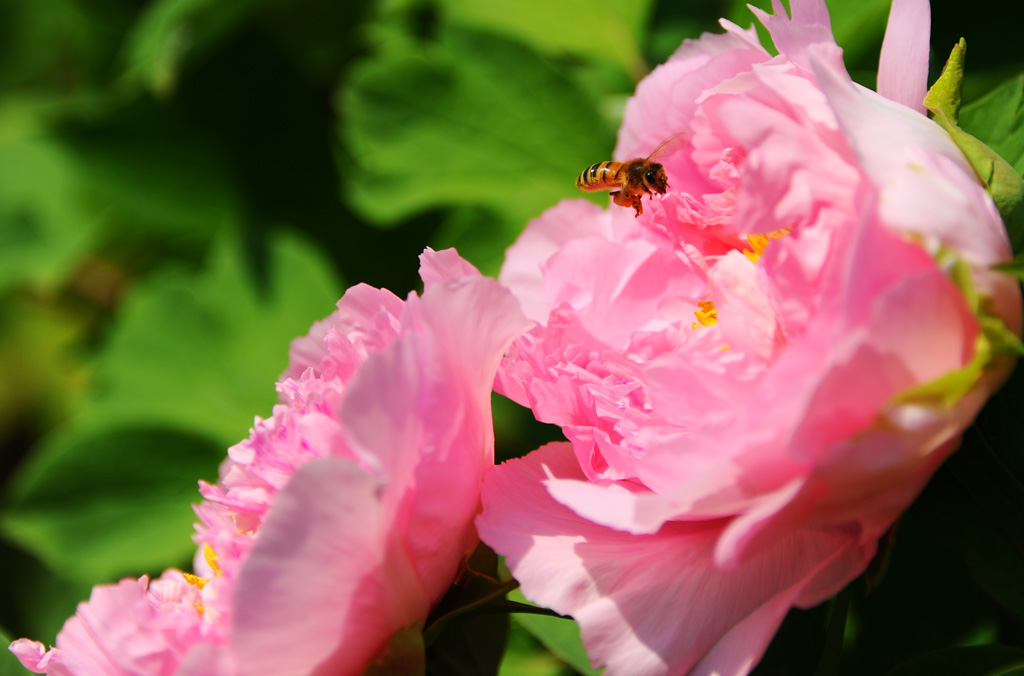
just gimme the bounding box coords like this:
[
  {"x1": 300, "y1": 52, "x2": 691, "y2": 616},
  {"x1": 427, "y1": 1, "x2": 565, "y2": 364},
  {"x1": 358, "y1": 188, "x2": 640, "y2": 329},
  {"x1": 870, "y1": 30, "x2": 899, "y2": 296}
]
[
  {"x1": 610, "y1": 191, "x2": 636, "y2": 211},
  {"x1": 610, "y1": 190, "x2": 644, "y2": 217}
]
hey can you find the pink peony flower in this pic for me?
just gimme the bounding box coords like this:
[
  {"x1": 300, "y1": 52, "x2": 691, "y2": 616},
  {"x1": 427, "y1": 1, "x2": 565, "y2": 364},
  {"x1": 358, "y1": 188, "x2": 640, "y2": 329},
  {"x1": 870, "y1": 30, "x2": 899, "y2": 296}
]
[
  {"x1": 477, "y1": 1, "x2": 1022, "y2": 675},
  {"x1": 11, "y1": 248, "x2": 530, "y2": 676}
]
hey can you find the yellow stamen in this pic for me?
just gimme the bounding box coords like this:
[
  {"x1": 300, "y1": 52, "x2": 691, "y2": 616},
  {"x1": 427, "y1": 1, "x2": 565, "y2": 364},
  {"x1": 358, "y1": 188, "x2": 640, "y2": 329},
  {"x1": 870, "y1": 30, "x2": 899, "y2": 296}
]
[
  {"x1": 692, "y1": 300, "x2": 718, "y2": 329},
  {"x1": 182, "y1": 572, "x2": 208, "y2": 618},
  {"x1": 742, "y1": 228, "x2": 791, "y2": 263},
  {"x1": 183, "y1": 573, "x2": 207, "y2": 590},
  {"x1": 204, "y1": 544, "x2": 222, "y2": 577}
]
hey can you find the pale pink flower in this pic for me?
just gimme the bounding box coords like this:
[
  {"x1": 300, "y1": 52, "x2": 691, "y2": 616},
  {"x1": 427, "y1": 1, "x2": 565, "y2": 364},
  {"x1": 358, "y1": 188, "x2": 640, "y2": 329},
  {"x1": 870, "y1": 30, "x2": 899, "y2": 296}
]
[
  {"x1": 477, "y1": 1, "x2": 1021, "y2": 675},
  {"x1": 11, "y1": 248, "x2": 529, "y2": 676}
]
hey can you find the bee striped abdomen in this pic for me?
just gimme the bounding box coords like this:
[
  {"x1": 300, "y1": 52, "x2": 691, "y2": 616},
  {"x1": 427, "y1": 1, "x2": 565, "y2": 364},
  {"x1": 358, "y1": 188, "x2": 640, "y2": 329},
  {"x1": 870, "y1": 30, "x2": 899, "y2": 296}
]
[{"x1": 576, "y1": 161, "x2": 624, "y2": 192}]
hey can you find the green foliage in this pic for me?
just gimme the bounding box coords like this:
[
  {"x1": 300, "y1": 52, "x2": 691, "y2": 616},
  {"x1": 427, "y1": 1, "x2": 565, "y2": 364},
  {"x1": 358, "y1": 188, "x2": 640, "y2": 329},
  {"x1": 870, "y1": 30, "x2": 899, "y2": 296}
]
[
  {"x1": 0, "y1": 132, "x2": 100, "y2": 292},
  {"x1": 81, "y1": 232, "x2": 342, "y2": 446},
  {"x1": 500, "y1": 621, "x2": 580, "y2": 676},
  {"x1": 961, "y1": 76, "x2": 1024, "y2": 177},
  {"x1": 340, "y1": 26, "x2": 611, "y2": 272},
  {"x1": 0, "y1": 626, "x2": 23, "y2": 676},
  {"x1": 1, "y1": 425, "x2": 223, "y2": 583},
  {"x1": 437, "y1": 0, "x2": 652, "y2": 80},
  {"x1": 120, "y1": 0, "x2": 277, "y2": 96},
  {"x1": 506, "y1": 590, "x2": 601, "y2": 676}
]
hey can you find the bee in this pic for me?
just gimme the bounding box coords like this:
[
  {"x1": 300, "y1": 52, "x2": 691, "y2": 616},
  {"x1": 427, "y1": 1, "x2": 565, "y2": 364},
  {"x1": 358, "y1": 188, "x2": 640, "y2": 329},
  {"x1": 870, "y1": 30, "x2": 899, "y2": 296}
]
[{"x1": 576, "y1": 133, "x2": 686, "y2": 217}]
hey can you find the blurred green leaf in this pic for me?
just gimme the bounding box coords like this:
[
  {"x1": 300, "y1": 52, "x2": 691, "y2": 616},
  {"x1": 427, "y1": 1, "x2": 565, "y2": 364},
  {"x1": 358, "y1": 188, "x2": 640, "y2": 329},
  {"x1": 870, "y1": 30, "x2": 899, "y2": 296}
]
[
  {"x1": 0, "y1": 101, "x2": 243, "y2": 292},
  {"x1": 0, "y1": 542, "x2": 94, "y2": 653},
  {"x1": 0, "y1": 0, "x2": 129, "y2": 93},
  {"x1": 0, "y1": 132, "x2": 99, "y2": 292},
  {"x1": 1, "y1": 425, "x2": 222, "y2": 583},
  {"x1": 119, "y1": 0, "x2": 276, "y2": 96},
  {"x1": 507, "y1": 589, "x2": 601, "y2": 676},
  {"x1": 499, "y1": 621, "x2": 577, "y2": 676},
  {"x1": 0, "y1": 625, "x2": 23, "y2": 676},
  {"x1": 340, "y1": 26, "x2": 610, "y2": 233},
  {"x1": 437, "y1": 0, "x2": 653, "y2": 81},
  {"x1": 0, "y1": 299, "x2": 87, "y2": 438},
  {"x1": 61, "y1": 124, "x2": 243, "y2": 247},
  {"x1": 882, "y1": 645, "x2": 1024, "y2": 676},
  {"x1": 825, "y1": 0, "x2": 890, "y2": 70},
  {"x1": 80, "y1": 230, "x2": 343, "y2": 448}
]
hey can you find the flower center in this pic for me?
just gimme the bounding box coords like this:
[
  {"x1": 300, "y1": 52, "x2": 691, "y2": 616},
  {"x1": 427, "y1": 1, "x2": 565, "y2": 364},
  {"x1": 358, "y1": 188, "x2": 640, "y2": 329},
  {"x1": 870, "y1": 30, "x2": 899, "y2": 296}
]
[{"x1": 693, "y1": 230, "x2": 789, "y2": 331}]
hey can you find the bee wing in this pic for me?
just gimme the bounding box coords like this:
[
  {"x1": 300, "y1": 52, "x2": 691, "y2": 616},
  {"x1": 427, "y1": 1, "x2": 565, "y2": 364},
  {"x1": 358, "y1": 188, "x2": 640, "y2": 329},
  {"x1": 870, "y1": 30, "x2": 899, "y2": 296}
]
[{"x1": 645, "y1": 132, "x2": 688, "y2": 161}]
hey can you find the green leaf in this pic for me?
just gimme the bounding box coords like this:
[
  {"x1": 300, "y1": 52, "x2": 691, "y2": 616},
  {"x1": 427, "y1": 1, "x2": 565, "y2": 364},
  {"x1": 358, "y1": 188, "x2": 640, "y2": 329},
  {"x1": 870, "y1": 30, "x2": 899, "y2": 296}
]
[
  {"x1": 0, "y1": 542, "x2": 94, "y2": 652},
  {"x1": 882, "y1": 645, "x2": 1024, "y2": 676},
  {"x1": 340, "y1": 27, "x2": 611, "y2": 230},
  {"x1": 437, "y1": 0, "x2": 653, "y2": 81},
  {"x1": 80, "y1": 230, "x2": 343, "y2": 448},
  {"x1": 119, "y1": 0, "x2": 276, "y2": 96},
  {"x1": 840, "y1": 513, "x2": 1001, "y2": 674},
  {"x1": 0, "y1": 625, "x2": 23, "y2": 676},
  {"x1": 60, "y1": 124, "x2": 243, "y2": 246},
  {"x1": 499, "y1": 621, "x2": 577, "y2": 676},
  {"x1": 824, "y1": 0, "x2": 891, "y2": 70},
  {"x1": 507, "y1": 589, "x2": 602, "y2": 676},
  {"x1": 0, "y1": 132, "x2": 99, "y2": 292},
  {"x1": 960, "y1": 76, "x2": 1024, "y2": 178},
  {"x1": 910, "y1": 364, "x2": 1024, "y2": 619},
  {"x1": 0, "y1": 425, "x2": 223, "y2": 583},
  {"x1": 914, "y1": 469, "x2": 1024, "y2": 619}
]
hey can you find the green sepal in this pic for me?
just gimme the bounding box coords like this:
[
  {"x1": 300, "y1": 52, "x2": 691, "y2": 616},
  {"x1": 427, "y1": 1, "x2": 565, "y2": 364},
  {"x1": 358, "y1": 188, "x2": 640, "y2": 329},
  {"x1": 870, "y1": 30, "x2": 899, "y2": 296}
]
[
  {"x1": 924, "y1": 38, "x2": 965, "y2": 122},
  {"x1": 924, "y1": 40, "x2": 1024, "y2": 246},
  {"x1": 892, "y1": 254, "x2": 1021, "y2": 408}
]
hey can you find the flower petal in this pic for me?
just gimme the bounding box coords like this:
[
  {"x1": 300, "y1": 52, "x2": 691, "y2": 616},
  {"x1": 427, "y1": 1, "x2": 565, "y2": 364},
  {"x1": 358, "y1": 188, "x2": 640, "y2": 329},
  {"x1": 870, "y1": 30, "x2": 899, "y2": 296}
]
[
  {"x1": 877, "y1": 0, "x2": 930, "y2": 113},
  {"x1": 231, "y1": 458, "x2": 426, "y2": 676},
  {"x1": 478, "y1": 443, "x2": 871, "y2": 676}
]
